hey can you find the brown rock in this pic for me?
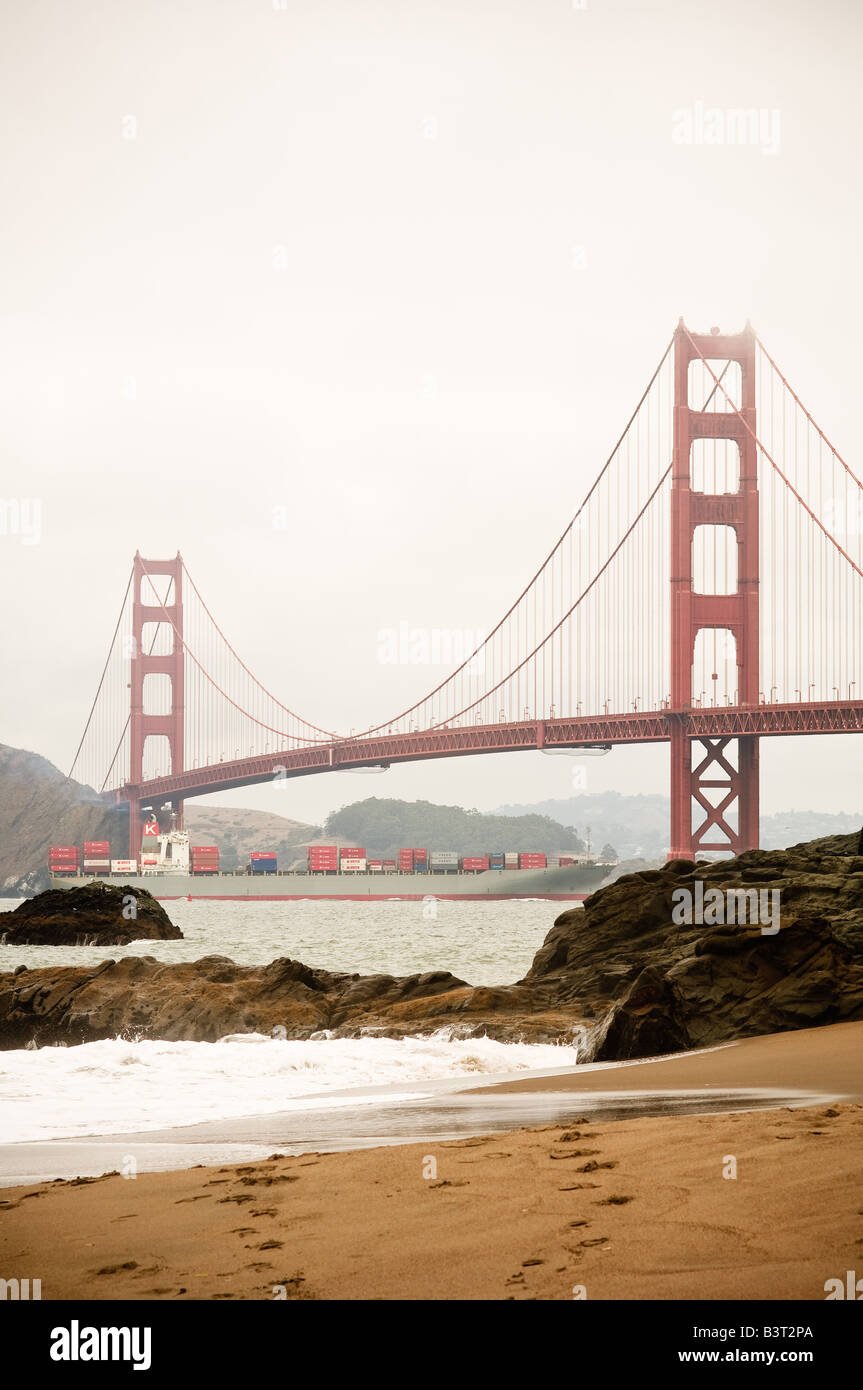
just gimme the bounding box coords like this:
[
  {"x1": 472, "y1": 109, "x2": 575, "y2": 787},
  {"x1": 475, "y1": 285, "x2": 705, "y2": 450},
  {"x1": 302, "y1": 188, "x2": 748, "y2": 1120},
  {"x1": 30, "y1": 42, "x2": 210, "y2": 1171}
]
[{"x1": 1, "y1": 881, "x2": 182, "y2": 947}]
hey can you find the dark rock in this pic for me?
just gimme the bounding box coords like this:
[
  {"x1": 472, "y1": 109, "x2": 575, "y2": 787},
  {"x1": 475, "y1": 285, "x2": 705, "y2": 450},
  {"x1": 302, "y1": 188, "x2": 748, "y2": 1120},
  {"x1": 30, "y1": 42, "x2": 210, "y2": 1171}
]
[{"x1": 0, "y1": 881, "x2": 182, "y2": 946}]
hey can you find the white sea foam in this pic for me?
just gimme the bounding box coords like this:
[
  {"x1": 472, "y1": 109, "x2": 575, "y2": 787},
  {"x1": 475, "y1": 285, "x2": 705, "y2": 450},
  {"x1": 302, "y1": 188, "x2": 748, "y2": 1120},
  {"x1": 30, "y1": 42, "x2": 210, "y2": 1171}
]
[{"x1": 0, "y1": 1033, "x2": 574, "y2": 1143}]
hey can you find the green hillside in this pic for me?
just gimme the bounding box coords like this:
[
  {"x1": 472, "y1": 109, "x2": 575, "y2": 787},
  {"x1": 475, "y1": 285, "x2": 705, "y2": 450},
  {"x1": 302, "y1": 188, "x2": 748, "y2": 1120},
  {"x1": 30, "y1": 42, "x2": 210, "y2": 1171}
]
[{"x1": 324, "y1": 797, "x2": 587, "y2": 859}]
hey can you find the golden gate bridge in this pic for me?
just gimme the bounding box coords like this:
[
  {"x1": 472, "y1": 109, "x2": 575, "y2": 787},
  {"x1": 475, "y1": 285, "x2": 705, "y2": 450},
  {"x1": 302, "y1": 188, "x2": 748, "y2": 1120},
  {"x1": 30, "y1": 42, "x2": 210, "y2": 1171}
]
[{"x1": 68, "y1": 321, "x2": 863, "y2": 861}]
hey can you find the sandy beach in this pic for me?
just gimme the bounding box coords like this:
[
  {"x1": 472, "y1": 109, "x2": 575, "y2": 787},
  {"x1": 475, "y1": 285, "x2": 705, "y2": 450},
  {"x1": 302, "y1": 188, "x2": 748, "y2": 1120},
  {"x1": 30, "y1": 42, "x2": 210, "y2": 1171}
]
[{"x1": 1, "y1": 1021, "x2": 861, "y2": 1301}]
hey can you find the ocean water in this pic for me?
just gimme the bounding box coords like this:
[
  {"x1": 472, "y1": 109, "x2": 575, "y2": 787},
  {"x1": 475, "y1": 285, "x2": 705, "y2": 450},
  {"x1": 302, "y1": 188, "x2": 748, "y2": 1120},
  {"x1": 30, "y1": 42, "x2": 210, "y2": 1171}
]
[{"x1": 0, "y1": 895, "x2": 559, "y2": 984}]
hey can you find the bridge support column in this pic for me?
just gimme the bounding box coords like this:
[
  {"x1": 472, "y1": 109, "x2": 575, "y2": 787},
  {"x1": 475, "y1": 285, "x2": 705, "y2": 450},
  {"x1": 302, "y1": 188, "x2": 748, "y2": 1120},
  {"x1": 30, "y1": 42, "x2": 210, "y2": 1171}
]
[{"x1": 668, "y1": 322, "x2": 760, "y2": 860}]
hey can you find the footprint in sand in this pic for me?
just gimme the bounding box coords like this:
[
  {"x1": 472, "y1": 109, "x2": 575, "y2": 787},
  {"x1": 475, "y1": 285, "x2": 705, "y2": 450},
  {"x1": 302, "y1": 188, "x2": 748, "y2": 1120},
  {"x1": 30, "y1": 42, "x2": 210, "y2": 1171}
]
[
  {"x1": 549, "y1": 1150, "x2": 600, "y2": 1160},
  {"x1": 251, "y1": 1209, "x2": 278, "y2": 1218},
  {"x1": 258, "y1": 1240, "x2": 283, "y2": 1250},
  {"x1": 238, "y1": 1174, "x2": 299, "y2": 1187},
  {"x1": 578, "y1": 1160, "x2": 617, "y2": 1173},
  {"x1": 558, "y1": 1182, "x2": 599, "y2": 1191},
  {"x1": 175, "y1": 1194, "x2": 213, "y2": 1204},
  {"x1": 93, "y1": 1261, "x2": 138, "y2": 1276},
  {"x1": 595, "y1": 1195, "x2": 634, "y2": 1206},
  {"x1": 579, "y1": 1237, "x2": 610, "y2": 1248}
]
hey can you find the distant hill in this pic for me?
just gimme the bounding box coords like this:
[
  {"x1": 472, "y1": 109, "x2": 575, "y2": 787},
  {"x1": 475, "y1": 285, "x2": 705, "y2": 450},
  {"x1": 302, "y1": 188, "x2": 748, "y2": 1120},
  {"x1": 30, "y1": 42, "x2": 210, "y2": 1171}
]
[
  {"x1": 324, "y1": 796, "x2": 587, "y2": 859},
  {"x1": 0, "y1": 745, "x2": 127, "y2": 895},
  {"x1": 184, "y1": 805, "x2": 346, "y2": 871},
  {"x1": 493, "y1": 792, "x2": 863, "y2": 859}
]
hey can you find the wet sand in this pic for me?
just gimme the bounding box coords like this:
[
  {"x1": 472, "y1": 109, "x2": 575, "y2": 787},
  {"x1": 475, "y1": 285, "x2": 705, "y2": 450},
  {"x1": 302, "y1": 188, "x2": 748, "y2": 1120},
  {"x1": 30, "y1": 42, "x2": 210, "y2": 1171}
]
[
  {"x1": 0, "y1": 1022, "x2": 861, "y2": 1300},
  {"x1": 475, "y1": 1018, "x2": 863, "y2": 1099}
]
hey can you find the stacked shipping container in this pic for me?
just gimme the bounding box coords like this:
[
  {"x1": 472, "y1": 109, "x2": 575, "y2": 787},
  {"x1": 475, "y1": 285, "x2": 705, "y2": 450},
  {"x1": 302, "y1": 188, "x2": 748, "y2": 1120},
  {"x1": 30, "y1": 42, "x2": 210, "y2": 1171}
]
[
  {"x1": 111, "y1": 859, "x2": 138, "y2": 875},
  {"x1": 83, "y1": 840, "x2": 110, "y2": 875},
  {"x1": 429, "y1": 851, "x2": 459, "y2": 873},
  {"x1": 49, "y1": 845, "x2": 79, "y2": 876},
  {"x1": 461, "y1": 856, "x2": 490, "y2": 872},
  {"x1": 308, "y1": 845, "x2": 339, "y2": 873},
  {"x1": 192, "y1": 845, "x2": 220, "y2": 875},
  {"x1": 250, "y1": 852, "x2": 277, "y2": 875}
]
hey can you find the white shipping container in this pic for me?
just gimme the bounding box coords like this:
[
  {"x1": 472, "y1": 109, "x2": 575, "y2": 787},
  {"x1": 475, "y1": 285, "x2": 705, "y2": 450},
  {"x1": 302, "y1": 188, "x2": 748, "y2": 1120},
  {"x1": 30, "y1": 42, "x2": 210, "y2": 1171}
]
[
  {"x1": 111, "y1": 859, "x2": 138, "y2": 873},
  {"x1": 429, "y1": 851, "x2": 459, "y2": 864},
  {"x1": 340, "y1": 859, "x2": 367, "y2": 872}
]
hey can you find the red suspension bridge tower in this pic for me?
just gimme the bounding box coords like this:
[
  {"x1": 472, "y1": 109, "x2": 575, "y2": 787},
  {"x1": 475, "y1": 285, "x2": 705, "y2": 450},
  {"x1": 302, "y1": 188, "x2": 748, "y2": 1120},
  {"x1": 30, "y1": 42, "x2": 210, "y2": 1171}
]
[
  {"x1": 128, "y1": 551, "x2": 185, "y2": 854},
  {"x1": 669, "y1": 322, "x2": 759, "y2": 858}
]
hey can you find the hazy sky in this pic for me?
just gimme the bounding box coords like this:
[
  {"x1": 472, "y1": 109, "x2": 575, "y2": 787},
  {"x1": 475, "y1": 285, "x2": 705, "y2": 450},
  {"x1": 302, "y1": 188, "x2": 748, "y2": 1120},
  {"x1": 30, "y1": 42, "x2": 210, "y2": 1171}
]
[{"x1": 2, "y1": 0, "x2": 862, "y2": 828}]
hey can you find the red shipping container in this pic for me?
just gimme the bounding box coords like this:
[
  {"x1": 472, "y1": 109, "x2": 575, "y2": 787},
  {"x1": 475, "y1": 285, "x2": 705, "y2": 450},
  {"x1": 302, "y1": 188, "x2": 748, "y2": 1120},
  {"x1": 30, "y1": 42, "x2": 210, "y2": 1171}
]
[
  {"x1": 340, "y1": 847, "x2": 366, "y2": 857},
  {"x1": 250, "y1": 852, "x2": 276, "y2": 860},
  {"x1": 462, "y1": 857, "x2": 490, "y2": 871},
  {"x1": 84, "y1": 842, "x2": 110, "y2": 851},
  {"x1": 50, "y1": 845, "x2": 79, "y2": 855}
]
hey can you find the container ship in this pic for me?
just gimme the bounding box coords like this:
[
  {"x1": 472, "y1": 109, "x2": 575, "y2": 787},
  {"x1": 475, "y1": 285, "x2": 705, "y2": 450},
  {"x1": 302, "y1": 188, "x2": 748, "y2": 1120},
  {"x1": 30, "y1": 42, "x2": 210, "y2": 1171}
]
[{"x1": 46, "y1": 822, "x2": 613, "y2": 902}]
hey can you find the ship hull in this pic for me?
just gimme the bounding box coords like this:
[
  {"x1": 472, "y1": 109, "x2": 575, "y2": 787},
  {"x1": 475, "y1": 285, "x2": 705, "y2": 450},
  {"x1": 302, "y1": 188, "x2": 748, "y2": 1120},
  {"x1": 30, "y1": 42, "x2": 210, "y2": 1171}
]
[{"x1": 48, "y1": 864, "x2": 609, "y2": 902}]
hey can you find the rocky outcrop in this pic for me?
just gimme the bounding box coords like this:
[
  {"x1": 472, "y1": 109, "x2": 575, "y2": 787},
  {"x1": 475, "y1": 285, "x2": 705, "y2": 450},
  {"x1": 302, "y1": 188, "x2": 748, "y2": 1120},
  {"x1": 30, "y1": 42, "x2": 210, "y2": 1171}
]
[
  {"x1": 1, "y1": 832, "x2": 862, "y2": 1056},
  {"x1": 526, "y1": 833, "x2": 863, "y2": 1059},
  {"x1": 0, "y1": 881, "x2": 182, "y2": 946},
  {"x1": 0, "y1": 956, "x2": 486, "y2": 1049}
]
